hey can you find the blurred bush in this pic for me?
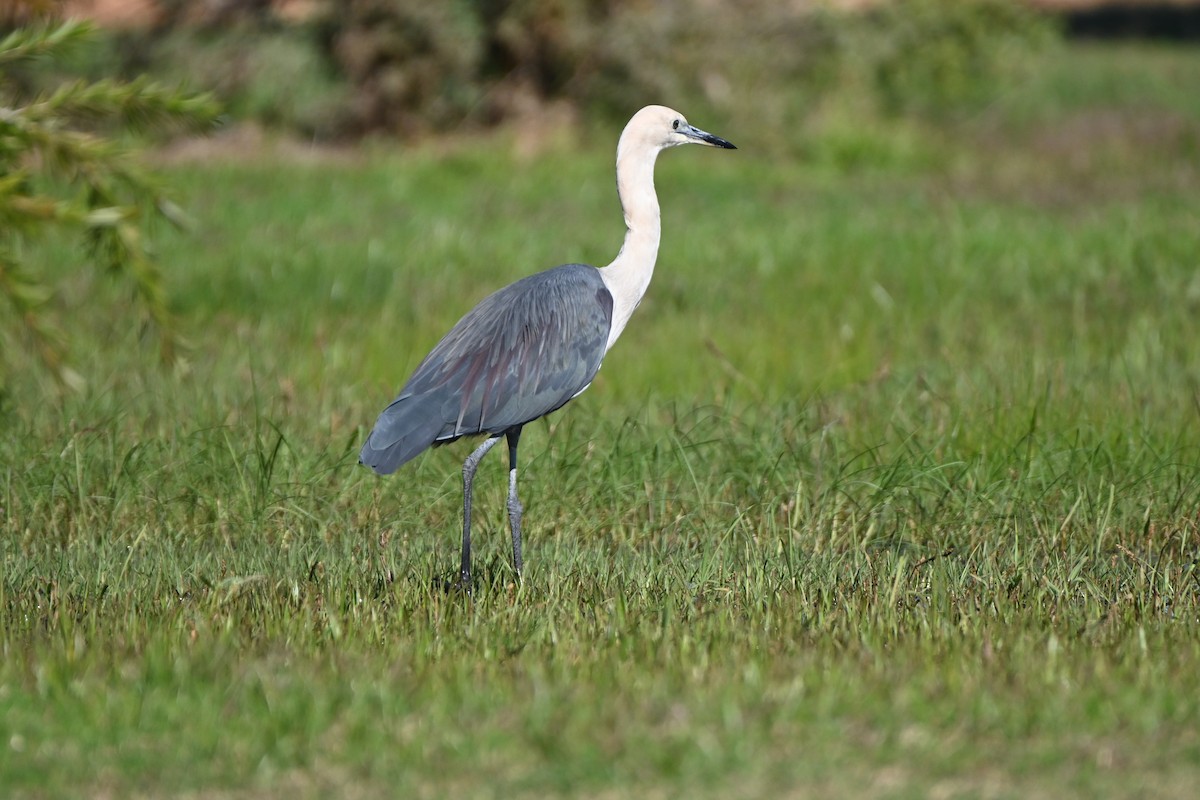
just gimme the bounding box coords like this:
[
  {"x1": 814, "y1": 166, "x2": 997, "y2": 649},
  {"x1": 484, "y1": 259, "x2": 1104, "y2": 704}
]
[
  {"x1": 858, "y1": 0, "x2": 1056, "y2": 117},
  {"x1": 35, "y1": 0, "x2": 1056, "y2": 144},
  {"x1": 138, "y1": 27, "x2": 351, "y2": 138},
  {"x1": 313, "y1": 1, "x2": 485, "y2": 136}
]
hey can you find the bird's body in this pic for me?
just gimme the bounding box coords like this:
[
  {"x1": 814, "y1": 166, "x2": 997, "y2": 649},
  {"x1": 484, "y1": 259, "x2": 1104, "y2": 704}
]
[
  {"x1": 359, "y1": 263, "x2": 613, "y2": 472},
  {"x1": 361, "y1": 105, "x2": 735, "y2": 588}
]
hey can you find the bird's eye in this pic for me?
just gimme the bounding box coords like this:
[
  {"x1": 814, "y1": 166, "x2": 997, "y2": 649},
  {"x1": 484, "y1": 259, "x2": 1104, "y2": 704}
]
[{"x1": 672, "y1": 119, "x2": 681, "y2": 130}]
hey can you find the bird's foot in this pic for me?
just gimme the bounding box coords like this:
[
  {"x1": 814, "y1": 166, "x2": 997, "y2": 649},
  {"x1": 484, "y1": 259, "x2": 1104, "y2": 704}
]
[{"x1": 434, "y1": 571, "x2": 474, "y2": 596}]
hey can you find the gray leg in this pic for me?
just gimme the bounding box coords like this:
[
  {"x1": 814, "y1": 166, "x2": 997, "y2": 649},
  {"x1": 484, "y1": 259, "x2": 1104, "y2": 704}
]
[
  {"x1": 461, "y1": 435, "x2": 501, "y2": 589},
  {"x1": 505, "y1": 427, "x2": 524, "y2": 578}
]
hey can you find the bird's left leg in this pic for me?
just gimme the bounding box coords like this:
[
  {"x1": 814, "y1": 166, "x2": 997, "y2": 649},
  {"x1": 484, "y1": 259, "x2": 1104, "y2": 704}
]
[
  {"x1": 461, "y1": 434, "x2": 502, "y2": 590},
  {"x1": 505, "y1": 426, "x2": 524, "y2": 578}
]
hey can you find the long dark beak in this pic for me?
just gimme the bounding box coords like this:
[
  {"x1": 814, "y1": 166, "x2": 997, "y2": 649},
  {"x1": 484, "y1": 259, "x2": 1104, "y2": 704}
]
[{"x1": 684, "y1": 123, "x2": 736, "y2": 150}]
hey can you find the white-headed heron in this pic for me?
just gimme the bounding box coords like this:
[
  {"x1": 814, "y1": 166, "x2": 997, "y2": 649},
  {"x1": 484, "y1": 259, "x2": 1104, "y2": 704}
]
[{"x1": 360, "y1": 105, "x2": 736, "y2": 588}]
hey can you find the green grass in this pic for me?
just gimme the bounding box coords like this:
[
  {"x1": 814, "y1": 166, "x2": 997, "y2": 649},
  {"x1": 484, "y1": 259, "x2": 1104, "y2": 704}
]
[{"x1": 3, "y1": 42, "x2": 1200, "y2": 798}]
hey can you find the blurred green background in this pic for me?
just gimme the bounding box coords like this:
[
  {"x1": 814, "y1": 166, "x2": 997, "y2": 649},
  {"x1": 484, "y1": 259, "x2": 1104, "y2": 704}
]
[{"x1": 10, "y1": 0, "x2": 1064, "y2": 142}]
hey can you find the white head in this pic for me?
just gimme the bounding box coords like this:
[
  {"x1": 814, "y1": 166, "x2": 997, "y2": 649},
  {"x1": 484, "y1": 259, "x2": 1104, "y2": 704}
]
[
  {"x1": 617, "y1": 105, "x2": 736, "y2": 163},
  {"x1": 601, "y1": 106, "x2": 735, "y2": 351}
]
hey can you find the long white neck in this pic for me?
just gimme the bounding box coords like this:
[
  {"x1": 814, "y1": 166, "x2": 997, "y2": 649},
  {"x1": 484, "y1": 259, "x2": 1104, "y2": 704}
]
[{"x1": 598, "y1": 142, "x2": 662, "y2": 352}]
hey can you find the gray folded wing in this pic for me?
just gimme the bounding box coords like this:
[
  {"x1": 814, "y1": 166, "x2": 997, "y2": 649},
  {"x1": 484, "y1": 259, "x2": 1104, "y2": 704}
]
[{"x1": 360, "y1": 263, "x2": 613, "y2": 474}]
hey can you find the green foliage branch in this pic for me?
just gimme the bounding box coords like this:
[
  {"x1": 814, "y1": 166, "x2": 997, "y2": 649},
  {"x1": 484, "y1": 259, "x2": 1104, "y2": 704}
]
[{"x1": 0, "y1": 18, "x2": 220, "y2": 388}]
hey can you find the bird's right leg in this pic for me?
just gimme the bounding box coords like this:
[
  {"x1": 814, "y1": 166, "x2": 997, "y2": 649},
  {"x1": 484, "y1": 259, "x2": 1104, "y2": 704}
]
[
  {"x1": 505, "y1": 426, "x2": 524, "y2": 579},
  {"x1": 460, "y1": 435, "x2": 502, "y2": 590}
]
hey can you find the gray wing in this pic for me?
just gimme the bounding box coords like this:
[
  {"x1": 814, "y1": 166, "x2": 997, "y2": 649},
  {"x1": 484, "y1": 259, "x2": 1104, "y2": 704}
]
[{"x1": 360, "y1": 263, "x2": 613, "y2": 474}]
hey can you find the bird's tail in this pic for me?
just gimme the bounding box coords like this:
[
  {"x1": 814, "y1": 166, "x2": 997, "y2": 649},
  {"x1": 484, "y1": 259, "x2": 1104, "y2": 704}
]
[{"x1": 359, "y1": 394, "x2": 446, "y2": 475}]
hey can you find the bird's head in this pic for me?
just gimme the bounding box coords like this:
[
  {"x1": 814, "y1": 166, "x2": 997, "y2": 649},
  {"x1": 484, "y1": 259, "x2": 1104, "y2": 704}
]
[{"x1": 619, "y1": 105, "x2": 736, "y2": 161}]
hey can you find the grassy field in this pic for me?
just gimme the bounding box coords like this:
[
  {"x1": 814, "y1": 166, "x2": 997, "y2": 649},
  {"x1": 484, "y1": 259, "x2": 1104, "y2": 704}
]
[{"x1": 3, "y1": 42, "x2": 1200, "y2": 798}]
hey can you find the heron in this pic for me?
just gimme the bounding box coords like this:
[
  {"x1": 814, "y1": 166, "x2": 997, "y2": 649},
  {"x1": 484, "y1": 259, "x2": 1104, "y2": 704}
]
[{"x1": 360, "y1": 105, "x2": 736, "y2": 588}]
